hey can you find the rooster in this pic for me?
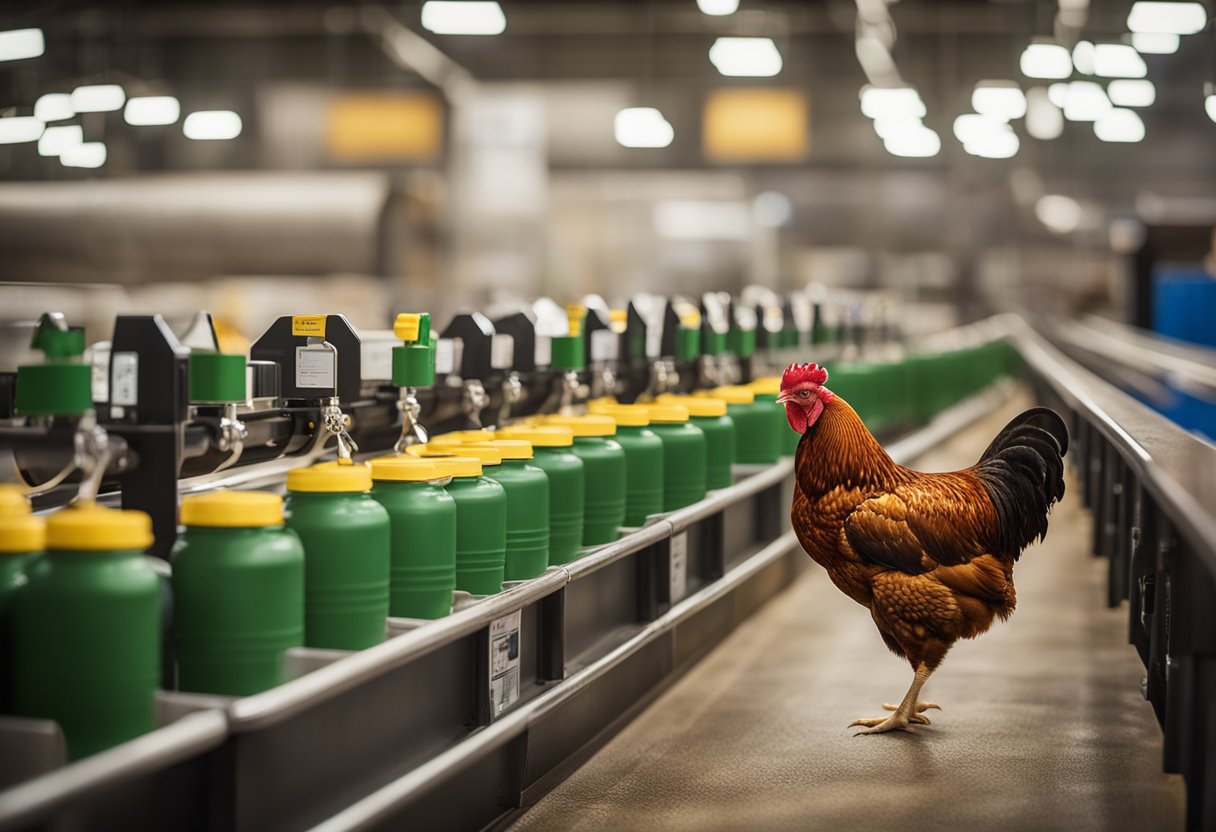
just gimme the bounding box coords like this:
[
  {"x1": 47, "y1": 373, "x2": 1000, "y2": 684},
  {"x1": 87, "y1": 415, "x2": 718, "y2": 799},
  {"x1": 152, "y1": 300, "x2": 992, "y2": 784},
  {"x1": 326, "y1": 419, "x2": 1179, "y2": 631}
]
[{"x1": 779, "y1": 362, "x2": 1067, "y2": 734}]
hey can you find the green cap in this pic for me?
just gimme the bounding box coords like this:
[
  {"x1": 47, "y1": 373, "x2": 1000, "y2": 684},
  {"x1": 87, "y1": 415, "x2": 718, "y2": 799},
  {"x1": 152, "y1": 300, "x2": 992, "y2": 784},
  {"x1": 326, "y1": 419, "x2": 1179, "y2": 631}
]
[
  {"x1": 702, "y1": 329, "x2": 727, "y2": 357},
  {"x1": 675, "y1": 327, "x2": 701, "y2": 362},
  {"x1": 392, "y1": 313, "x2": 436, "y2": 387},
  {"x1": 189, "y1": 352, "x2": 247, "y2": 403},
  {"x1": 15, "y1": 313, "x2": 92, "y2": 417},
  {"x1": 551, "y1": 335, "x2": 585, "y2": 371},
  {"x1": 728, "y1": 327, "x2": 756, "y2": 359}
]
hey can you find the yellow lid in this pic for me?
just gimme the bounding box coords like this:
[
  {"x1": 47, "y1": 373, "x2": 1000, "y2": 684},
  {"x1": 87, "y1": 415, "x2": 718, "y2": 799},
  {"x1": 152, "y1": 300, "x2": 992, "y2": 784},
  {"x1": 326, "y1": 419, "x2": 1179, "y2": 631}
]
[
  {"x1": 590, "y1": 403, "x2": 650, "y2": 426},
  {"x1": 749, "y1": 377, "x2": 781, "y2": 396},
  {"x1": 609, "y1": 309, "x2": 627, "y2": 328},
  {"x1": 586, "y1": 396, "x2": 619, "y2": 414},
  {"x1": 546, "y1": 414, "x2": 617, "y2": 436},
  {"x1": 47, "y1": 503, "x2": 154, "y2": 551},
  {"x1": 469, "y1": 439, "x2": 532, "y2": 460},
  {"x1": 0, "y1": 514, "x2": 45, "y2": 553},
  {"x1": 0, "y1": 485, "x2": 31, "y2": 518},
  {"x1": 566, "y1": 304, "x2": 586, "y2": 337},
  {"x1": 430, "y1": 430, "x2": 495, "y2": 446},
  {"x1": 393, "y1": 313, "x2": 421, "y2": 341},
  {"x1": 181, "y1": 491, "x2": 283, "y2": 528},
  {"x1": 658, "y1": 394, "x2": 726, "y2": 418},
  {"x1": 286, "y1": 462, "x2": 372, "y2": 493},
  {"x1": 706, "y1": 385, "x2": 755, "y2": 405},
  {"x1": 647, "y1": 403, "x2": 690, "y2": 423},
  {"x1": 450, "y1": 444, "x2": 503, "y2": 466},
  {"x1": 497, "y1": 426, "x2": 575, "y2": 447},
  {"x1": 370, "y1": 456, "x2": 449, "y2": 482},
  {"x1": 444, "y1": 456, "x2": 484, "y2": 478}
]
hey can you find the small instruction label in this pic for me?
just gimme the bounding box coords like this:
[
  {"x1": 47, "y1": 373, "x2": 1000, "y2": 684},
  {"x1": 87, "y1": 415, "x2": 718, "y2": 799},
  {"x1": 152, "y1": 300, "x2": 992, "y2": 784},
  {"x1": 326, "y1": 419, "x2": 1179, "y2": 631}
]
[
  {"x1": 295, "y1": 345, "x2": 335, "y2": 390},
  {"x1": 110, "y1": 352, "x2": 139, "y2": 407},
  {"x1": 360, "y1": 340, "x2": 393, "y2": 382},
  {"x1": 435, "y1": 339, "x2": 456, "y2": 375},
  {"x1": 488, "y1": 610, "x2": 521, "y2": 719},
  {"x1": 670, "y1": 531, "x2": 688, "y2": 604},
  {"x1": 291, "y1": 315, "x2": 327, "y2": 337},
  {"x1": 491, "y1": 334, "x2": 515, "y2": 370}
]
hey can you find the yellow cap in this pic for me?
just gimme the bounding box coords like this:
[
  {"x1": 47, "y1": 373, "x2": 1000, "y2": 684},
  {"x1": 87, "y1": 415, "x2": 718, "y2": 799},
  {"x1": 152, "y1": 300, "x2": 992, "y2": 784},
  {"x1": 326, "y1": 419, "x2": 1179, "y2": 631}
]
[
  {"x1": 451, "y1": 444, "x2": 503, "y2": 466},
  {"x1": 647, "y1": 403, "x2": 690, "y2": 423},
  {"x1": 431, "y1": 430, "x2": 495, "y2": 446},
  {"x1": 393, "y1": 313, "x2": 421, "y2": 341},
  {"x1": 286, "y1": 462, "x2": 372, "y2": 493},
  {"x1": 0, "y1": 485, "x2": 31, "y2": 518},
  {"x1": 0, "y1": 514, "x2": 45, "y2": 553},
  {"x1": 679, "y1": 308, "x2": 702, "y2": 329},
  {"x1": 749, "y1": 377, "x2": 781, "y2": 396},
  {"x1": 590, "y1": 403, "x2": 650, "y2": 426},
  {"x1": 497, "y1": 426, "x2": 575, "y2": 447},
  {"x1": 706, "y1": 385, "x2": 755, "y2": 405},
  {"x1": 609, "y1": 309, "x2": 627, "y2": 328},
  {"x1": 444, "y1": 456, "x2": 484, "y2": 478},
  {"x1": 469, "y1": 439, "x2": 532, "y2": 460},
  {"x1": 546, "y1": 414, "x2": 617, "y2": 436},
  {"x1": 586, "y1": 396, "x2": 619, "y2": 414},
  {"x1": 566, "y1": 304, "x2": 586, "y2": 337},
  {"x1": 181, "y1": 491, "x2": 283, "y2": 528},
  {"x1": 47, "y1": 503, "x2": 154, "y2": 551},
  {"x1": 370, "y1": 456, "x2": 449, "y2": 482},
  {"x1": 658, "y1": 394, "x2": 726, "y2": 418}
]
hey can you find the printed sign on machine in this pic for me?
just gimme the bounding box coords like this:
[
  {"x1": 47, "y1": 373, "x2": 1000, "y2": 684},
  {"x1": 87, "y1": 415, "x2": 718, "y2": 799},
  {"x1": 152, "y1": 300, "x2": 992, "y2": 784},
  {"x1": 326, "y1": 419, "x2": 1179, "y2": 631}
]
[{"x1": 488, "y1": 610, "x2": 521, "y2": 719}]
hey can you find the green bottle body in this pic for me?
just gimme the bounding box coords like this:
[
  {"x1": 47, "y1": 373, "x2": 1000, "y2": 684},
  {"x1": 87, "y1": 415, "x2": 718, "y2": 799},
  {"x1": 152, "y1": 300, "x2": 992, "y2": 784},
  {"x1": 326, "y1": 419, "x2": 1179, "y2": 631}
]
[
  {"x1": 284, "y1": 492, "x2": 390, "y2": 650},
  {"x1": 171, "y1": 526, "x2": 304, "y2": 696},
  {"x1": 12, "y1": 548, "x2": 159, "y2": 759},
  {"x1": 651, "y1": 422, "x2": 708, "y2": 511},
  {"x1": 691, "y1": 414, "x2": 736, "y2": 490},
  {"x1": 569, "y1": 437, "x2": 627, "y2": 546},
  {"x1": 492, "y1": 460, "x2": 551, "y2": 581},
  {"x1": 0, "y1": 553, "x2": 34, "y2": 616},
  {"x1": 530, "y1": 447, "x2": 585, "y2": 565},
  {"x1": 614, "y1": 425, "x2": 664, "y2": 526},
  {"x1": 371, "y1": 481, "x2": 457, "y2": 619},
  {"x1": 447, "y1": 475, "x2": 508, "y2": 595},
  {"x1": 730, "y1": 402, "x2": 780, "y2": 464},
  {"x1": 750, "y1": 393, "x2": 795, "y2": 458}
]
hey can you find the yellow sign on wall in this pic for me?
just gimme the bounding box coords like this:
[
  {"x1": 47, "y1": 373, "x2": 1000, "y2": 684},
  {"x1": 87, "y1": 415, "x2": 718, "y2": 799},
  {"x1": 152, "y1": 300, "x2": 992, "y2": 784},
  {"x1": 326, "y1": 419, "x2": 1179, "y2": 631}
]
[
  {"x1": 703, "y1": 89, "x2": 809, "y2": 163},
  {"x1": 326, "y1": 92, "x2": 443, "y2": 161}
]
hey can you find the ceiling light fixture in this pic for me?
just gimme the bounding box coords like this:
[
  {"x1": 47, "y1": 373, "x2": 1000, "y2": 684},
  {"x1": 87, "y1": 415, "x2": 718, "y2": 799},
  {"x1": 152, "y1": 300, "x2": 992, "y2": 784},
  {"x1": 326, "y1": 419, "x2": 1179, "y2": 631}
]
[
  {"x1": 0, "y1": 116, "x2": 44, "y2": 144},
  {"x1": 183, "y1": 110, "x2": 242, "y2": 140},
  {"x1": 1072, "y1": 41, "x2": 1096, "y2": 75},
  {"x1": 124, "y1": 96, "x2": 181, "y2": 126},
  {"x1": 34, "y1": 93, "x2": 73, "y2": 122},
  {"x1": 0, "y1": 28, "x2": 44, "y2": 62},
  {"x1": 1025, "y1": 88, "x2": 1064, "y2": 139},
  {"x1": 1020, "y1": 43, "x2": 1073, "y2": 79},
  {"x1": 1093, "y1": 108, "x2": 1146, "y2": 142},
  {"x1": 421, "y1": 1, "x2": 506, "y2": 35},
  {"x1": 614, "y1": 107, "x2": 674, "y2": 148},
  {"x1": 1092, "y1": 44, "x2": 1148, "y2": 78},
  {"x1": 884, "y1": 126, "x2": 941, "y2": 158},
  {"x1": 1131, "y1": 32, "x2": 1181, "y2": 53},
  {"x1": 696, "y1": 0, "x2": 740, "y2": 15},
  {"x1": 1127, "y1": 1, "x2": 1207, "y2": 35},
  {"x1": 38, "y1": 125, "x2": 83, "y2": 157},
  {"x1": 859, "y1": 85, "x2": 925, "y2": 119},
  {"x1": 1062, "y1": 81, "x2": 1113, "y2": 121},
  {"x1": 70, "y1": 85, "x2": 126, "y2": 113},
  {"x1": 60, "y1": 142, "x2": 106, "y2": 168},
  {"x1": 1107, "y1": 79, "x2": 1156, "y2": 107},
  {"x1": 708, "y1": 37, "x2": 783, "y2": 77},
  {"x1": 972, "y1": 81, "x2": 1027, "y2": 120}
]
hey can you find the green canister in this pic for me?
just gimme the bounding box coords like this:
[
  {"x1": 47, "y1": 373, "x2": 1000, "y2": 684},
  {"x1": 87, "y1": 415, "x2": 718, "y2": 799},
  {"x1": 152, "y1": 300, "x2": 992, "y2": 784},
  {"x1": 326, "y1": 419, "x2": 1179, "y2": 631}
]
[
  {"x1": 285, "y1": 462, "x2": 390, "y2": 650},
  {"x1": 0, "y1": 487, "x2": 41, "y2": 614},
  {"x1": 589, "y1": 404, "x2": 663, "y2": 526},
  {"x1": 370, "y1": 456, "x2": 457, "y2": 619},
  {"x1": 661, "y1": 395, "x2": 735, "y2": 490},
  {"x1": 439, "y1": 453, "x2": 508, "y2": 595},
  {"x1": 750, "y1": 377, "x2": 798, "y2": 457},
  {"x1": 498, "y1": 426, "x2": 584, "y2": 565},
  {"x1": 646, "y1": 404, "x2": 708, "y2": 511},
  {"x1": 547, "y1": 415, "x2": 626, "y2": 546},
  {"x1": 707, "y1": 386, "x2": 776, "y2": 465},
  {"x1": 468, "y1": 440, "x2": 550, "y2": 581},
  {"x1": 12, "y1": 504, "x2": 158, "y2": 759},
  {"x1": 172, "y1": 491, "x2": 304, "y2": 696}
]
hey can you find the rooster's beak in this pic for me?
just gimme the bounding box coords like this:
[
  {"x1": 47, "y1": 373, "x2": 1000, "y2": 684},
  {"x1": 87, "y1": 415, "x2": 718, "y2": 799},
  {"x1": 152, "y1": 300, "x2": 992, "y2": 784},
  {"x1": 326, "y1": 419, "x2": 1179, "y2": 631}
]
[{"x1": 775, "y1": 392, "x2": 792, "y2": 405}]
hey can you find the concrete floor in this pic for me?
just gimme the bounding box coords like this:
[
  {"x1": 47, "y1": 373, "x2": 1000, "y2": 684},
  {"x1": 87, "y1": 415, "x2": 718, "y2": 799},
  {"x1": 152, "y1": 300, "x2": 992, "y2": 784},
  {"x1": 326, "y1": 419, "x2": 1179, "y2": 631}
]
[{"x1": 509, "y1": 396, "x2": 1186, "y2": 832}]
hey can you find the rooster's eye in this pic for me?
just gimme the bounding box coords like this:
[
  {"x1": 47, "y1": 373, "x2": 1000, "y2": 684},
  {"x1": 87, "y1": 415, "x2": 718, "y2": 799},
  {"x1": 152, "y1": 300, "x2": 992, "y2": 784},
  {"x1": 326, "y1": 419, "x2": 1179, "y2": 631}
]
[{"x1": 798, "y1": 389, "x2": 811, "y2": 399}]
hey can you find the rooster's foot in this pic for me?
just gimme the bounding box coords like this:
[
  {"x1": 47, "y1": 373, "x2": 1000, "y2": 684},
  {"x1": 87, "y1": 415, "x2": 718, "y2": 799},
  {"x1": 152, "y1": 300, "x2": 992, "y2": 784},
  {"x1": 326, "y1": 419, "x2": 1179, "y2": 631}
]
[
  {"x1": 882, "y1": 701, "x2": 940, "y2": 716},
  {"x1": 848, "y1": 712, "x2": 928, "y2": 734}
]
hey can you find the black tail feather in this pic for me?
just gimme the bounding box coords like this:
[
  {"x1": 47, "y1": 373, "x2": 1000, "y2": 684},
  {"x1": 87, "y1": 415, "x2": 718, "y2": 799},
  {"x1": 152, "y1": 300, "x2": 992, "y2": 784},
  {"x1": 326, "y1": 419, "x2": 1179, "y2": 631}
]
[{"x1": 976, "y1": 407, "x2": 1069, "y2": 560}]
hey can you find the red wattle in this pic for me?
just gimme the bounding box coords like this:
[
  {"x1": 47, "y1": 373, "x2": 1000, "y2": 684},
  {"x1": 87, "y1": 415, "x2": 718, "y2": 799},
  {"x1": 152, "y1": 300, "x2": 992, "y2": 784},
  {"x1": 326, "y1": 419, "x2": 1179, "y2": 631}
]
[{"x1": 785, "y1": 402, "x2": 808, "y2": 434}]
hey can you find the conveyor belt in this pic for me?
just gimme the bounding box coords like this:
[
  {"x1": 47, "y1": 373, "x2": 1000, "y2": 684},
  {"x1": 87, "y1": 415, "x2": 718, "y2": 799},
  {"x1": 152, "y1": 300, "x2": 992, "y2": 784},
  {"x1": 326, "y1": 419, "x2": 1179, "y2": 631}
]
[{"x1": 508, "y1": 396, "x2": 1185, "y2": 832}]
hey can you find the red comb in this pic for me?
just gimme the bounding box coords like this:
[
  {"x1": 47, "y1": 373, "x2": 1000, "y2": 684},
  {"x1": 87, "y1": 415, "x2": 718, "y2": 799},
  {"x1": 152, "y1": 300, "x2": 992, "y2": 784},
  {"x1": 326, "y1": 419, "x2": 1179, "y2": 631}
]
[{"x1": 782, "y1": 362, "x2": 829, "y2": 388}]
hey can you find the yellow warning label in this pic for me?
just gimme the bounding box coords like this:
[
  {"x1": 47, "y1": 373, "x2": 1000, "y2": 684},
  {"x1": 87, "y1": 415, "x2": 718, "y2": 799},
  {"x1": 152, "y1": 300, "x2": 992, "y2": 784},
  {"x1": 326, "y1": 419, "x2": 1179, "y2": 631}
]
[{"x1": 292, "y1": 315, "x2": 327, "y2": 337}]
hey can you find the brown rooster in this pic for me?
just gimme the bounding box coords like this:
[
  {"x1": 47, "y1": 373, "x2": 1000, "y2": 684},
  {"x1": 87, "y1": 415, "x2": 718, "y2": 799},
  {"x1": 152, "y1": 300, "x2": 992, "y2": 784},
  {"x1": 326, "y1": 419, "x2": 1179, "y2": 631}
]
[{"x1": 779, "y1": 362, "x2": 1067, "y2": 734}]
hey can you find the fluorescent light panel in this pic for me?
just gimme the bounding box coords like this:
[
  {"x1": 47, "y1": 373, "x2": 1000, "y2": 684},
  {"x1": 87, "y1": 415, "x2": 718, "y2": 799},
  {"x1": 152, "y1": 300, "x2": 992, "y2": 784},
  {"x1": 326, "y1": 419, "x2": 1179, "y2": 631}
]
[
  {"x1": 0, "y1": 116, "x2": 44, "y2": 144},
  {"x1": 614, "y1": 107, "x2": 674, "y2": 148},
  {"x1": 1062, "y1": 81, "x2": 1112, "y2": 121},
  {"x1": 1094, "y1": 108, "x2": 1145, "y2": 142},
  {"x1": 60, "y1": 142, "x2": 106, "y2": 168},
  {"x1": 1092, "y1": 44, "x2": 1147, "y2": 78},
  {"x1": 70, "y1": 84, "x2": 125, "y2": 113},
  {"x1": 1036, "y1": 195, "x2": 1083, "y2": 233},
  {"x1": 859, "y1": 86, "x2": 925, "y2": 119},
  {"x1": 972, "y1": 82, "x2": 1027, "y2": 120},
  {"x1": 884, "y1": 127, "x2": 940, "y2": 158},
  {"x1": 38, "y1": 125, "x2": 82, "y2": 157},
  {"x1": 0, "y1": 28, "x2": 44, "y2": 62},
  {"x1": 709, "y1": 37, "x2": 782, "y2": 77},
  {"x1": 1127, "y1": 2, "x2": 1207, "y2": 35},
  {"x1": 421, "y1": 1, "x2": 506, "y2": 35},
  {"x1": 1073, "y1": 41, "x2": 1095, "y2": 75},
  {"x1": 34, "y1": 94, "x2": 73, "y2": 122},
  {"x1": 1108, "y1": 80, "x2": 1156, "y2": 107},
  {"x1": 183, "y1": 110, "x2": 242, "y2": 140},
  {"x1": 1207, "y1": 94, "x2": 1216, "y2": 124},
  {"x1": 1020, "y1": 43, "x2": 1072, "y2": 79},
  {"x1": 1025, "y1": 87, "x2": 1064, "y2": 140},
  {"x1": 697, "y1": 0, "x2": 739, "y2": 14},
  {"x1": 124, "y1": 96, "x2": 181, "y2": 126},
  {"x1": 1131, "y1": 32, "x2": 1180, "y2": 53}
]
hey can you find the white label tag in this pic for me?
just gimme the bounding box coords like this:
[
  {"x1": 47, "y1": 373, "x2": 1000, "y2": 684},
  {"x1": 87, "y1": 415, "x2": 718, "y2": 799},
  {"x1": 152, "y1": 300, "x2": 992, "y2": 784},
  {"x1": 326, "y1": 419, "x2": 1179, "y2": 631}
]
[
  {"x1": 488, "y1": 610, "x2": 521, "y2": 719},
  {"x1": 90, "y1": 349, "x2": 110, "y2": 404},
  {"x1": 295, "y1": 346, "x2": 335, "y2": 389},
  {"x1": 534, "y1": 335, "x2": 552, "y2": 367},
  {"x1": 360, "y1": 340, "x2": 394, "y2": 382},
  {"x1": 670, "y1": 531, "x2": 688, "y2": 604},
  {"x1": 590, "y1": 329, "x2": 618, "y2": 363},
  {"x1": 435, "y1": 339, "x2": 456, "y2": 375},
  {"x1": 111, "y1": 352, "x2": 139, "y2": 406},
  {"x1": 491, "y1": 333, "x2": 514, "y2": 370}
]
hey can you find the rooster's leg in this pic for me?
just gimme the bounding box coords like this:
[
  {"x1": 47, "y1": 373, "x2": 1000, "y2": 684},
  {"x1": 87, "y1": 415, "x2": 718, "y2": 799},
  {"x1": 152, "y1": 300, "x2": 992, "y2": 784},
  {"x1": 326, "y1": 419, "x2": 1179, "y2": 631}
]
[{"x1": 849, "y1": 663, "x2": 934, "y2": 735}]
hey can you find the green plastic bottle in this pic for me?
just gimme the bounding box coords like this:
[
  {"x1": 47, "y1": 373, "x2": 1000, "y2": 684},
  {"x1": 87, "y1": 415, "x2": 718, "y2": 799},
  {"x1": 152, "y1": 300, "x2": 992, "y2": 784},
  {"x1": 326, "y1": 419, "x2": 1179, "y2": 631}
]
[
  {"x1": 285, "y1": 462, "x2": 390, "y2": 650},
  {"x1": 661, "y1": 395, "x2": 735, "y2": 490},
  {"x1": 498, "y1": 426, "x2": 585, "y2": 565},
  {"x1": 172, "y1": 491, "x2": 304, "y2": 696},
  {"x1": 547, "y1": 415, "x2": 626, "y2": 546},
  {"x1": 469, "y1": 440, "x2": 550, "y2": 581},
  {"x1": 441, "y1": 454, "x2": 508, "y2": 595},
  {"x1": 370, "y1": 456, "x2": 458, "y2": 619},
  {"x1": 708, "y1": 386, "x2": 775, "y2": 465},
  {"x1": 12, "y1": 504, "x2": 158, "y2": 759},
  {"x1": 750, "y1": 377, "x2": 798, "y2": 457},
  {"x1": 647, "y1": 404, "x2": 708, "y2": 511},
  {"x1": 588, "y1": 404, "x2": 663, "y2": 527},
  {"x1": 0, "y1": 494, "x2": 44, "y2": 713}
]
